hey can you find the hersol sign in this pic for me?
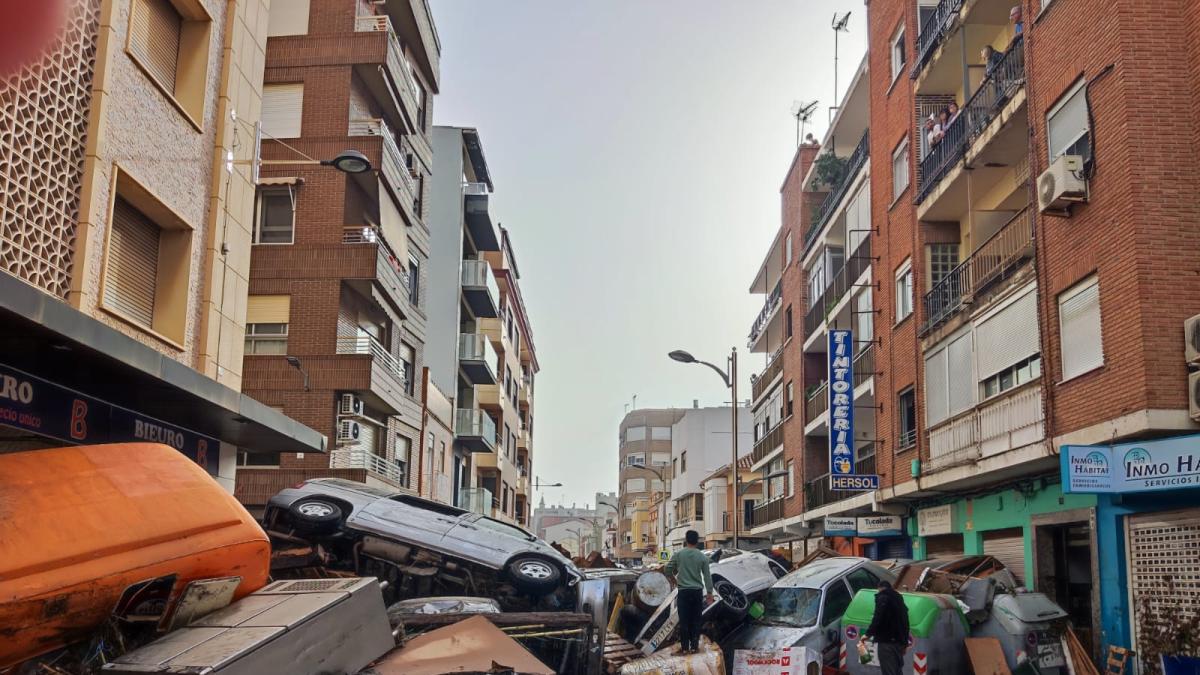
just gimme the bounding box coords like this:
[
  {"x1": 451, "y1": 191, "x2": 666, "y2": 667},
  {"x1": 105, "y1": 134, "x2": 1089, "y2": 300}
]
[{"x1": 1062, "y1": 434, "x2": 1200, "y2": 494}]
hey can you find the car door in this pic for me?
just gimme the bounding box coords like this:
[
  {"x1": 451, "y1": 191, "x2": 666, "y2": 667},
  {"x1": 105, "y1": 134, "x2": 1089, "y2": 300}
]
[
  {"x1": 350, "y1": 494, "x2": 460, "y2": 552},
  {"x1": 818, "y1": 578, "x2": 854, "y2": 665},
  {"x1": 442, "y1": 513, "x2": 528, "y2": 568}
]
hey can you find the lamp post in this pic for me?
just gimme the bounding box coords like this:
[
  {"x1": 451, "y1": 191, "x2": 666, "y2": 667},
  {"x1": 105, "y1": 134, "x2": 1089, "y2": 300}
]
[
  {"x1": 629, "y1": 464, "x2": 669, "y2": 553},
  {"x1": 669, "y1": 348, "x2": 741, "y2": 548}
]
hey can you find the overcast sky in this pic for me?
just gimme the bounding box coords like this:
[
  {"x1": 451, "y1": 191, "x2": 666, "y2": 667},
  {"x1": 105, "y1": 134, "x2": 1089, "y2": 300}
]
[{"x1": 431, "y1": 0, "x2": 867, "y2": 509}]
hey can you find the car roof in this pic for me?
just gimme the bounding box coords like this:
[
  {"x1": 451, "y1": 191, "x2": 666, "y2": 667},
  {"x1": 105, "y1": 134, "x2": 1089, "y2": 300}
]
[
  {"x1": 308, "y1": 477, "x2": 399, "y2": 498},
  {"x1": 773, "y1": 557, "x2": 871, "y2": 589}
]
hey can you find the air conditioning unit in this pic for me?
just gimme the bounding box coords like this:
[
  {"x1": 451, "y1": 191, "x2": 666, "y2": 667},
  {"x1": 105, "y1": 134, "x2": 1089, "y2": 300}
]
[
  {"x1": 1037, "y1": 154, "x2": 1088, "y2": 213},
  {"x1": 339, "y1": 393, "x2": 364, "y2": 417},
  {"x1": 336, "y1": 420, "x2": 361, "y2": 444},
  {"x1": 1185, "y1": 315, "x2": 1200, "y2": 366},
  {"x1": 1190, "y1": 371, "x2": 1200, "y2": 421}
]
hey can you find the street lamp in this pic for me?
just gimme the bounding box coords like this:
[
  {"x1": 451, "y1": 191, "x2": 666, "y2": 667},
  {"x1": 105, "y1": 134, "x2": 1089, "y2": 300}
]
[
  {"x1": 533, "y1": 476, "x2": 563, "y2": 490},
  {"x1": 669, "y1": 347, "x2": 741, "y2": 548},
  {"x1": 285, "y1": 356, "x2": 310, "y2": 391}
]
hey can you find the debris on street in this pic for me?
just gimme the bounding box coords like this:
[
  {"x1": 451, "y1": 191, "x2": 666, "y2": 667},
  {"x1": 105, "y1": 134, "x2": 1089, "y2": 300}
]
[
  {"x1": 618, "y1": 636, "x2": 725, "y2": 675},
  {"x1": 369, "y1": 614, "x2": 556, "y2": 675}
]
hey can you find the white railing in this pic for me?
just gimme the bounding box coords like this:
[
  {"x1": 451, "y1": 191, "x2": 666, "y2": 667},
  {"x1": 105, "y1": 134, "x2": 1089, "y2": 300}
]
[
  {"x1": 457, "y1": 486, "x2": 492, "y2": 515},
  {"x1": 463, "y1": 181, "x2": 489, "y2": 196},
  {"x1": 349, "y1": 117, "x2": 415, "y2": 199},
  {"x1": 456, "y1": 408, "x2": 498, "y2": 442},
  {"x1": 330, "y1": 449, "x2": 406, "y2": 486},
  {"x1": 335, "y1": 336, "x2": 410, "y2": 385},
  {"x1": 927, "y1": 385, "x2": 1043, "y2": 470},
  {"x1": 354, "y1": 15, "x2": 421, "y2": 101},
  {"x1": 461, "y1": 259, "x2": 499, "y2": 300},
  {"x1": 458, "y1": 332, "x2": 499, "y2": 368}
]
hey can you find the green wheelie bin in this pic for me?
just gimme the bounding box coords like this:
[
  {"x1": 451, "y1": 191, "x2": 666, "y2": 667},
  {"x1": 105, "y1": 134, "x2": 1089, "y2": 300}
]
[{"x1": 841, "y1": 590, "x2": 969, "y2": 675}]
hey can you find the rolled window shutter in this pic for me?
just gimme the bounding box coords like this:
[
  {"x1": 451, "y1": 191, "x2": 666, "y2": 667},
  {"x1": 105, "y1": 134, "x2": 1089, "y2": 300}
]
[
  {"x1": 925, "y1": 347, "x2": 948, "y2": 426},
  {"x1": 131, "y1": 0, "x2": 181, "y2": 92},
  {"x1": 1060, "y1": 279, "x2": 1103, "y2": 378},
  {"x1": 246, "y1": 295, "x2": 291, "y2": 324},
  {"x1": 105, "y1": 197, "x2": 160, "y2": 327},
  {"x1": 262, "y1": 83, "x2": 304, "y2": 138},
  {"x1": 975, "y1": 289, "x2": 1039, "y2": 380},
  {"x1": 947, "y1": 332, "x2": 974, "y2": 416}
]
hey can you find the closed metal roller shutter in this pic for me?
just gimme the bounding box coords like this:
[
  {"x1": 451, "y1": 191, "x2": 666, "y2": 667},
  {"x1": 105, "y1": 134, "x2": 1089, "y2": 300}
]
[
  {"x1": 262, "y1": 83, "x2": 305, "y2": 139},
  {"x1": 356, "y1": 419, "x2": 377, "y2": 455},
  {"x1": 1127, "y1": 509, "x2": 1200, "y2": 659},
  {"x1": 975, "y1": 288, "x2": 1039, "y2": 380},
  {"x1": 105, "y1": 197, "x2": 159, "y2": 327},
  {"x1": 878, "y1": 538, "x2": 909, "y2": 560},
  {"x1": 983, "y1": 528, "x2": 1026, "y2": 584},
  {"x1": 246, "y1": 295, "x2": 291, "y2": 324},
  {"x1": 924, "y1": 534, "x2": 963, "y2": 558},
  {"x1": 130, "y1": 0, "x2": 181, "y2": 92},
  {"x1": 1059, "y1": 278, "x2": 1103, "y2": 379}
]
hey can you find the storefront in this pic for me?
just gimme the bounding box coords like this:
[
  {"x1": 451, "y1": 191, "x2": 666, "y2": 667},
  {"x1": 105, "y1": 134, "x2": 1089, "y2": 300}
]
[
  {"x1": 1063, "y1": 434, "x2": 1200, "y2": 667},
  {"x1": 822, "y1": 515, "x2": 911, "y2": 561}
]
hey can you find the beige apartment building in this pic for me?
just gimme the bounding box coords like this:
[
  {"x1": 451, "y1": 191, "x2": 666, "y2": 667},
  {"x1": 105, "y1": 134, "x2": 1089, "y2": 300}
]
[{"x1": 0, "y1": 0, "x2": 324, "y2": 486}]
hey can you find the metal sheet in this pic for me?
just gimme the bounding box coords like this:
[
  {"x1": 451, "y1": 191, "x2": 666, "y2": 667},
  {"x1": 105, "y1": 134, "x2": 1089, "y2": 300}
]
[
  {"x1": 239, "y1": 592, "x2": 345, "y2": 629},
  {"x1": 165, "y1": 577, "x2": 242, "y2": 631},
  {"x1": 105, "y1": 627, "x2": 227, "y2": 666},
  {"x1": 190, "y1": 594, "x2": 288, "y2": 627},
  {"x1": 167, "y1": 627, "x2": 286, "y2": 668}
]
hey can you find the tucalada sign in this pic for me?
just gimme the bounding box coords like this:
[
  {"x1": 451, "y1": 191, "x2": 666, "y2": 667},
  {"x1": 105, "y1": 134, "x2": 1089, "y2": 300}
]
[
  {"x1": 857, "y1": 515, "x2": 904, "y2": 538},
  {"x1": 824, "y1": 516, "x2": 858, "y2": 537},
  {"x1": 1062, "y1": 434, "x2": 1200, "y2": 494}
]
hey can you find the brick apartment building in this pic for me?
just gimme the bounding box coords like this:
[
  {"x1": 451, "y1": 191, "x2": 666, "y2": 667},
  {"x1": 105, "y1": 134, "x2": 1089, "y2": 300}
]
[
  {"x1": 0, "y1": 0, "x2": 324, "y2": 481},
  {"x1": 234, "y1": 0, "x2": 441, "y2": 507},
  {"x1": 743, "y1": 0, "x2": 1200, "y2": 664}
]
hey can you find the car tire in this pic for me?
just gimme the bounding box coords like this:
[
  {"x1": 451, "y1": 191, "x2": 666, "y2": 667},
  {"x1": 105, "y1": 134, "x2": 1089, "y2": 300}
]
[
  {"x1": 288, "y1": 497, "x2": 343, "y2": 533},
  {"x1": 713, "y1": 578, "x2": 749, "y2": 619},
  {"x1": 506, "y1": 556, "x2": 562, "y2": 595}
]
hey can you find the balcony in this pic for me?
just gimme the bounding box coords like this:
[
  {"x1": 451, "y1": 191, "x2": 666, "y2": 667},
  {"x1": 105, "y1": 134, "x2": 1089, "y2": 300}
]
[
  {"x1": 462, "y1": 259, "x2": 499, "y2": 318},
  {"x1": 927, "y1": 384, "x2": 1043, "y2": 472},
  {"x1": 476, "y1": 383, "x2": 501, "y2": 411},
  {"x1": 354, "y1": 15, "x2": 422, "y2": 132},
  {"x1": 916, "y1": 36, "x2": 1025, "y2": 205},
  {"x1": 457, "y1": 486, "x2": 492, "y2": 515},
  {"x1": 911, "y1": 0, "x2": 965, "y2": 79},
  {"x1": 803, "y1": 131, "x2": 870, "y2": 257},
  {"x1": 518, "y1": 425, "x2": 531, "y2": 450},
  {"x1": 455, "y1": 408, "x2": 497, "y2": 453},
  {"x1": 330, "y1": 449, "x2": 406, "y2": 487},
  {"x1": 458, "y1": 332, "x2": 498, "y2": 385},
  {"x1": 342, "y1": 225, "x2": 411, "y2": 308},
  {"x1": 348, "y1": 117, "x2": 416, "y2": 212},
  {"x1": 518, "y1": 376, "x2": 531, "y2": 408},
  {"x1": 805, "y1": 452, "x2": 877, "y2": 512},
  {"x1": 463, "y1": 182, "x2": 501, "y2": 251},
  {"x1": 751, "y1": 346, "x2": 786, "y2": 403},
  {"x1": 747, "y1": 279, "x2": 784, "y2": 350},
  {"x1": 804, "y1": 237, "x2": 872, "y2": 338},
  {"x1": 751, "y1": 422, "x2": 784, "y2": 466},
  {"x1": 750, "y1": 498, "x2": 787, "y2": 528},
  {"x1": 805, "y1": 382, "x2": 829, "y2": 424},
  {"x1": 335, "y1": 335, "x2": 410, "y2": 405},
  {"x1": 921, "y1": 207, "x2": 1034, "y2": 335}
]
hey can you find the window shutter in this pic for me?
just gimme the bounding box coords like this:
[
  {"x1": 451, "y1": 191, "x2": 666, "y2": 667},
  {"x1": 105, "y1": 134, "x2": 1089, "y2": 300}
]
[
  {"x1": 131, "y1": 0, "x2": 181, "y2": 92},
  {"x1": 246, "y1": 295, "x2": 291, "y2": 324},
  {"x1": 1060, "y1": 278, "x2": 1103, "y2": 378},
  {"x1": 975, "y1": 290, "x2": 1039, "y2": 380},
  {"x1": 925, "y1": 347, "x2": 948, "y2": 425},
  {"x1": 378, "y1": 179, "x2": 410, "y2": 262},
  {"x1": 947, "y1": 332, "x2": 974, "y2": 416},
  {"x1": 105, "y1": 197, "x2": 160, "y2": 327},
  {"x1": 262, "y1": 83, "x2": 304, "y2": 138},
  {"x1": 267, "y1": 0, "x2": 309, "y2": 36}
]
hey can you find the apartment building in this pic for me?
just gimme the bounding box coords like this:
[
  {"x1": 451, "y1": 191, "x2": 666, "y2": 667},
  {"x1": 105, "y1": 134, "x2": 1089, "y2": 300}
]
[
  {"x1": 615, "y1": 408, "x2": 681, "y2": 561},
  {"x1": 743, "y1": 0, "x2": 1200, "y2": 665},
  {"x1": 663, "y1": 405, "x2": 753, "y2": 549},
  {"x1": 698, "y1": 457, "x2": 764, "y2": 549},
  {"x1": 233, "y1": 0, "x2": 441, "y2": 507},
  {"x1": 0, "y1": 0, "x2": 324, "y2": 483}
]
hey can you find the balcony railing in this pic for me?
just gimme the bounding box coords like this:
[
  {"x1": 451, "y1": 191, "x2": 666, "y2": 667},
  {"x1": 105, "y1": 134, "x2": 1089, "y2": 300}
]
[
  {"x1": 805, "y1": 382, "x2": 828, "y2": 424},
  {"x1": 805, "y1": 452, "x2": 877, "y2": 511},
  {"x1": 804, "y1": 237, "x2": 872, "y2": 337},
  {"x1": 330, "y1": 449, "x2": 406, "y2": 486},
  {"x1": 354, "y1": 15, "x2": 421, "y2": 100},
  {"x1": 336, "y1": 335, "x2": 410, "y2": 389},
  {"x1": 748, "y1": 279, "x2": 784, "y2": 347},
  {"x1": 751, "y1": 421, "x2": 785, "y2": 465},
  {"x1": 916, "y1": 36, "x2": 1025, "y2": 204},
  {"x1": 927, "y1": 385, "x2": 1043, "y2": 471},
  {"x1": 750, "y1": 498, "x2": 787, "y2": 528},
  {"x1": 752, "y1": 345, "x2": 786, "y2": 402},
  {"x1": 462, "y1": 259, "x2": 499, "y2": 297},
  {"x1": 464, "y1": 182, "x2": 489, "y2": 196},
  {"x1": 349, "y1": 117, "x2": 415, "y2": 200},
  {"x1": 803, "y1": 131, "x2": 870, "y2": 257},
  {"x1": 911, "y1": 0, "x2": 965, "y2": 79},
  {"x1": 853, "y1": 344, "x2": 876, "y2": 389},
  {"x1": 920, "y1": 207, "x2": 1034, "y2": 334},
  {"x1": 458, "y1": 332, "x2": 498, "y2": 366},
  {"x1": 342, "y1": 225, "x2": 412, "y2": 303},
  {"x1": 456, "y1": 408, "x2": 498, "y2": 443},
  {"x1": 457, "y1": 486, "x2": 492, "y2": 515}
]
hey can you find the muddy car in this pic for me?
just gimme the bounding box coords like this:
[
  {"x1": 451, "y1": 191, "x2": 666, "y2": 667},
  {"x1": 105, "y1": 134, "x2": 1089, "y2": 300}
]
[
  {"x1": 723, "y1": 557, "x2": 897, "y2": 666},
  {"x1": 264, "y1": 478, "x2": 581, "y2": 607}
]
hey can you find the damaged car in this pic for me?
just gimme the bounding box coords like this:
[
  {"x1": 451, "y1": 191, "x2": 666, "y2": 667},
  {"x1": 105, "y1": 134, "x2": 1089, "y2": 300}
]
[{"x1": 264, "y1": 478, "x2": 581, "y2": 608}]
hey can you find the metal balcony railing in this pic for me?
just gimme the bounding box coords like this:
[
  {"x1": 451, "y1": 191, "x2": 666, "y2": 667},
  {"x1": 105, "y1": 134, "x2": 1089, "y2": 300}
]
[
  {"x1": 457, "y1": 486, "x2": 492, "y2": 515},
  {"x1": 752, "y1": 345, "x2": 786, "y2": 402},
  {"x1": 916, "y1": 36, "x2": 1025, "y2": 204},
  {"x1": 463, "y1": 181, "x2": 489, "y2": 196},
  {"x1": 456, "y1": 408, "x2": 498, "y2": 442},
  {"x1": 458, "y1": 332, "x2": 498, "y2": 367},
  {"x1": 751, "y1": 498, "x2": 787, "y2": 528},
  {"x1": 920, "y1": 206, "x2": 1034, "y2": 334},
  {"x1": 349, "y1": 117, "x2": 415, "y2": 200},
  {"x1": 354, "y1": 15, "x2": 421, "y2": 101},
  {"x1": 803, "y1": 131, "x2": 870, "y2": 257},
  {"x1": 342, "y1": 225, "x2": 411, "y2": 303},
  {"x1": 805, "y1": 452, "x2": 877, "y2": 511},
  {"x1": 751, "y1": 422, "x2": 785, "y2": 464},
  {"x1": 911, "y1": 0, "x2": 965, "y2": 79},
  {"x1": 330, "y1": 449, "x2": 406, "y2": 486},
  {"x1": 804, "y1": 237, "x2": 872, "y2": 337},
  {"x1": 805, "y1": 382, "x2": 829, "y2": 424},
  {"x1": 748, "y1": 279, "x2": 784, "y2": 347},
  {"x1": 928, "y1": 385, "x2": 1043, "y2": 471},
  {"x1": 335, "y1": 336, "x2": 410, "y2": 389},
  {"x1": 853, "y1": 344, "x2": 876, "y2": 389}
]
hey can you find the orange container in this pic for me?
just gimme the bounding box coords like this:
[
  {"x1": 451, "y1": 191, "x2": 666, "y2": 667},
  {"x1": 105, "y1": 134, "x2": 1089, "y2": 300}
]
[{"x1": 0, "y1": 443, "x2": 270, "y2": 669}]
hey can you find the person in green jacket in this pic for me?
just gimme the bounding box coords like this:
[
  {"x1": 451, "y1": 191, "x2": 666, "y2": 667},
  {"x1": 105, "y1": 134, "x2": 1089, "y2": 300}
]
[{"x1": 664, "y1": 529, "x2": 714, "y2": 653}]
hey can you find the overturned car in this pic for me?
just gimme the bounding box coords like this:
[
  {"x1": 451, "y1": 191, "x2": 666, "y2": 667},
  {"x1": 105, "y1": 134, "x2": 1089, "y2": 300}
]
[{"x1": 264, "y1": 478, "x2": 581, "y2": 609}]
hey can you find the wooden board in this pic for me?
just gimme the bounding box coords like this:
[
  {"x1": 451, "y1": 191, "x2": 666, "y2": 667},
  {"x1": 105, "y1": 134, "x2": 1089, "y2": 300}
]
[{"x1": 965, "y1": 637, "x2": 1013, "y2": 675}]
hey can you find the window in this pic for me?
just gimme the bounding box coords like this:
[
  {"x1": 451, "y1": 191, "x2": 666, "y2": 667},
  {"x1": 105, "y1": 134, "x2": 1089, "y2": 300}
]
[
  {"x1": 680, "y1": 451, "x2": 687, "y2": 473},
  {"x1": 846, "y1": 568, "x2": 881, "y2": 593},
  {"x1": 785, "y1": 305, "x2": 793, "y2": 339},
  {"x1": 854, "y1": 291, "x2": 873, "y2": 350},
  {"x1": 890, "y1": 25, "x2": 906, "y2": 82},
  {"x1": 626, "y1": 453, "x2": 646, "y2": 467},
  {"x1": 625, "y1": 426, "x2": 647, "y2": 442},
  {"x1": 785, "y1": 231, "x2": 794, "y2": 265},
  {"x1": 245, "y1": 323, "x2": 288, "y2": 354},
  {"x1": 651, "y1": 479, "x2": 664, "y2": 493},
  {"x1": 822, "y1": 580, "x2": 854, "y2": 627},
  {"x1": 983, "y1": 355, "x2": 1042, "y2": 399},
  {"x1": 105, "y1": 197, "x2": 161, "y2": 328},
  {"x1": 924, "y1": 331, "x2": 972, "y2": 426},
  {"x1": 651, "y1": 426, "x2": 671, "y2": 440},
  {"x1": 673, "y1": 458, "x2": 678, "y2": 477},
  {"x1": 928, "y1": 243, "x2": 960, "y2": 287},
  {"x1": 785, "y1": 381, "x2": 795, "y2": 418},
  {"x1": 267, "y1": 0, "x2": 308, "y2": 36},
  {"x1": 128, "y1": 0, "x2": 211, "y2": 126},
  {"x1": 255, "y1": 188, "x2": 294, "y2": 244},
  {"x1": 407, "y1": 252, "x2": 420, "y2": 304},
  {"x1": 891, "y1": 139, "x2": 910, "y2": 200},
  {"x1": 439, "y1": 441, "x2": 447, "y2": 472},
  {"x1": 399, "y1": 342, "x2": 415, "y2": 395},
  {"x1": 395, "y1": 435, "x2": 411, "y2": 485},
  {"x1": 651, "y1": 451, "x2": 671, "y2": 466},
  {"x1": 1059, "y1": 276, "x2": 1103, "y2": 380},
  {"x1": 917, "y1": 0, "x2": 939, "y2": 33},
  {"x1": 501, "y1": 482, "x2": 509, "y2": 512},
  {"x1": 975, "y1": 288, "x2": 1040, "y2": 392},
  {"x1": 787, "y1": 460, "x2": 795, "y2": 498},
  {"x1": 846, "y1": 183, "x2": 871, "y2": 253},
  {"x1": 895, "y1": 260, "x2": 913, "y2": 323},
  {"x1": 1047, "y1": 79, "x2": 1090, "y2": 162},
  {"x1": 237, "y1": 450, "x2": 278, "y2": 467},
  {"x1": 626, "y1": 478, "x2": 646, "y2": 492},
  {"x1": 262, "y1": 83, "x2": 304, "y2": 138},
  {"x1": 898, "y1": 387, "x2": 917, "y2": 449}
]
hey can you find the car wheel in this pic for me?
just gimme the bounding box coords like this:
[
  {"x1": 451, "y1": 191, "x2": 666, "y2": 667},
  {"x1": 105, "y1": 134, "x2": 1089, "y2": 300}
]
[
  {"x1": 506, "y1": 556, "x2": 562, "y2": 595},
  {"x1": 288, "y1": 497, "x2": 343, "y2": 533},
  {"x1": 714, "y1": 578, "x2": 749, "y2": 619}
]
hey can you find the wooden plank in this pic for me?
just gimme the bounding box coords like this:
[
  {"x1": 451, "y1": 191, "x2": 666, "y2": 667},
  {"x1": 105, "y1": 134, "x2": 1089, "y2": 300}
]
[
  {"x1": 393, "y1": 611, "x2": 593, "y2": 629},
  {"x1": 965, "y1": 637, "x2": 1013, "y2": 675}
]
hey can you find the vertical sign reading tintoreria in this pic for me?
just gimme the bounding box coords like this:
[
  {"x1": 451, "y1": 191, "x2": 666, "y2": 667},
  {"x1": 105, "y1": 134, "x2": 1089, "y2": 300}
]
[{"x1": 828, "y1": 330, "x2": 879, "y2": 491}]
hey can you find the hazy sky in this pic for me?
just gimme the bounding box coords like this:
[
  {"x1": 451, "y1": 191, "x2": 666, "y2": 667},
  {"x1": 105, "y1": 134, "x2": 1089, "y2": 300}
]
[{"x1": 431, "y1": 1, "x2": 866, "y2": 509}]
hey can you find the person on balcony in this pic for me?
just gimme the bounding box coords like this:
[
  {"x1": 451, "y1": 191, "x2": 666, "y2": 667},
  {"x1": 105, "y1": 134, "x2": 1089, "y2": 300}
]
[
  {"x1": 946, "y1": 102, "x2": 961, "y2": 126},
  {"x1": 1010, "y1": 5, "x2": 1024, "y2": 38},
  {"x1": 925, "y1": 115, "x2": 942, "y2": 150}
]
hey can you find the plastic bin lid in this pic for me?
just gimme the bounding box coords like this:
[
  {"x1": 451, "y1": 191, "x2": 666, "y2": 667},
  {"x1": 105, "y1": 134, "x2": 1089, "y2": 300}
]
[
  {"x1": 992, "y1": 593, "x2": 1068, "y2": 623},
  {"x1": 843, "y1": 590, "x2": 967, "y2": 639}
]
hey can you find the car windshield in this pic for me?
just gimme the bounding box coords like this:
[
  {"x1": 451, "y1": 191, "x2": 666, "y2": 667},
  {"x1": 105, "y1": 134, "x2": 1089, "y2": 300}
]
[{"x1": 759, "y1": 587, "x2": 822, "y2": 627}]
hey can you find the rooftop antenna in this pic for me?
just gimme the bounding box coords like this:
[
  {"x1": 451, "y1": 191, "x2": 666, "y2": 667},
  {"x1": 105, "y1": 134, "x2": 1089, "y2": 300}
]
[
  {"x1": 831, "y1": 11, "x2": 851, "y2": 123},
  {"x1": 790, "y1": 100, "x2": 819, "y2": 146}
]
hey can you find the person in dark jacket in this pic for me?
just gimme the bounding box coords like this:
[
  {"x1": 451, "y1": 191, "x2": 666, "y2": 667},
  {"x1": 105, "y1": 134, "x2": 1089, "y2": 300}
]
[{"x1": 865, "y1": 580, "x2": 909, "y2": 675}]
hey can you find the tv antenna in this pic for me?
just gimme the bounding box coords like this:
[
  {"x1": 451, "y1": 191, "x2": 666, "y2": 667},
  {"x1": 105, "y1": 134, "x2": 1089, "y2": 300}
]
[
  {"x1": 790, "y1": 100, "x2": 819, "y2": 146},
  {"x1": 831, "y1": 12, "x2": 851, "y2": 123}
]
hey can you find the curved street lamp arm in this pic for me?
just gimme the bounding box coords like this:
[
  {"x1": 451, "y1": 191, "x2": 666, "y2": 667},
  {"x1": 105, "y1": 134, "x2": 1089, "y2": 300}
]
[{"x1": 694, "y1": 359, "x2": 732, "y2": 388}]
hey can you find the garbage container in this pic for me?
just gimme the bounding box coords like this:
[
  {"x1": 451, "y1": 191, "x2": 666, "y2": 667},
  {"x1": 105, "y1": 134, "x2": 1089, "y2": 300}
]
[
  {"x1": 972, "y1": 592, "x2": 1068, "y2": 674},
  {"x1": 841, "y1": 591, "x2": 969, "y2": 675}
]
